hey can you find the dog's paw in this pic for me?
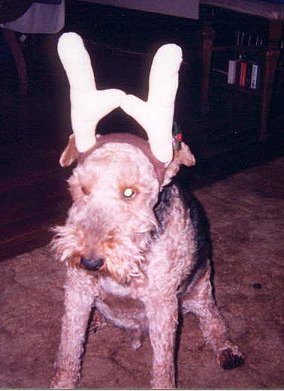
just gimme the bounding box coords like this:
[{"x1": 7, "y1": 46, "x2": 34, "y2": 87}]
[
  {"x1": 129, "y1": 328, "x2": 146, "y2": 351},
  {"x1": 89, "y1": 311, "x2": 107, "y2": 333},
  {"x1": 50, "y1": 369, "x2": 78, "y2": 389},
  {"x1": 218, "y1": 348, "x2": 245, "y2": 370},
  {"x1": 131, "y1": 338, "x2": 142, "y2": 351}
]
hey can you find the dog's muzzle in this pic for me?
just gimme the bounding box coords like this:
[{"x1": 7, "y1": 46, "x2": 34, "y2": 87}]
[{"x1": 80, "y1": 257, "x2": 104, "y2": 271}]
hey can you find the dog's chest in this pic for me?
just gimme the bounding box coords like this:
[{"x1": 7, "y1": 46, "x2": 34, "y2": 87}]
[
  {"x1": 99, "y1": 275, "x2": 136, "y2": 297},
  {"x1": 96, "y1": 276, "x2": 147, "y2": 324}
]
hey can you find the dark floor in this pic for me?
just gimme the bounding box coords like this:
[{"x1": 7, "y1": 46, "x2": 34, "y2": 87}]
[
  {"x1": 0, "y1": 2, "x2": 283, "y2": 261},
  {"x1": 1, "y1": 155, "x2": 283, "y2": 389}
]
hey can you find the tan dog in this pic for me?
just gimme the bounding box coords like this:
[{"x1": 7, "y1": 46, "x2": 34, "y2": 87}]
[{"x1": 51, "y1": 33, "x2": 244, "y2": 389}]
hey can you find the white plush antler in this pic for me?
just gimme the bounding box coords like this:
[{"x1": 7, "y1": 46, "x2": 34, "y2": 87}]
[
  {"x1": 121, "y1": 44, "x2": 183, "y2": 164},
  {"x1": 57, "y1": 32, "x2": 125, "y2": 153}
]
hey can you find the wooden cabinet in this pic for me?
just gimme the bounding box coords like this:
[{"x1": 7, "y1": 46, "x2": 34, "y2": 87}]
[{"x1": 199, "y1": 4, "x2": 283, "y2": 143}]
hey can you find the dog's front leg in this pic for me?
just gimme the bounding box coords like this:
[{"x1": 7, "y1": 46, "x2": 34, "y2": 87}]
[
  {"x1": 51, "y1": 268, "x2": 96, "y2": 389},
  {"x1": 144, "y1": 295, "x2": 178, "y2": 389}
]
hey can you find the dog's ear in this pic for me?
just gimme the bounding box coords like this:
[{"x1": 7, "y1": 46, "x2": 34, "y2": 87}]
[
  {"x1": 59, "y1": 134, "x2": 79, "y2": 167},
  {"x1": 174, "y1": 141, "x2": 196, "y2": 167},
  {"x1": 162, "y1": 142, "x2": 196, "y2": 187}
]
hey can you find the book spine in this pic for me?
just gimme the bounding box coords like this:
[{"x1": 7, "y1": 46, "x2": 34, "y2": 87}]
[
  {"x1": 239, "y1": 60, "x2": 247, "y2": 88},
  {"x1": 227, "y1": 60, "x2": 238, "y2": 84},
  {"x1": 250, "y1": 63, "x2": 260, "y2": 89}
]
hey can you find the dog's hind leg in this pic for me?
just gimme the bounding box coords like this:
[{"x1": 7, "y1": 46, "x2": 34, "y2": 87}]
[
  {"x1": 51, "y1": 268, "x2": 97, "y2": 389},
  {"x1": 181, "y1": 260, "x2": 244, "y2": 370}
]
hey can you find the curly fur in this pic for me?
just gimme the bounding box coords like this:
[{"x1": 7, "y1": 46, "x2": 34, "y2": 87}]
[{"x1": 51, "y1": 139, "x2": 244, "y2": 389}]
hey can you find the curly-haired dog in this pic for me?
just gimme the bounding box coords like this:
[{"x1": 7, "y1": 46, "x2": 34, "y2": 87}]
[{"x1": 51, "y1": 33, "x2": 244, "y2": 389}]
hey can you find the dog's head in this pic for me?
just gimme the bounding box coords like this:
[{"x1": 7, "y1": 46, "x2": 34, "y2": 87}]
[{"x1": 52, "y1": 33, "x2": 195, "y2": 284}]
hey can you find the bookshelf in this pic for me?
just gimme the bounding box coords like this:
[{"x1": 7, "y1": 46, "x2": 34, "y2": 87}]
[{"x1": 199, "y1": 4, "x2": 284, "y2": 143}]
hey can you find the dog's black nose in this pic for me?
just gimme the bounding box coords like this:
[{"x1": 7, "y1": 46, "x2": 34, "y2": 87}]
[{"x1": 80, "y1": 257, "x2": 104, "y2": 271}]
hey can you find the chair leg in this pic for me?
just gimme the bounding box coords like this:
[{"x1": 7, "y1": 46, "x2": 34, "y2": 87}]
[
  {"x1": 2, "y1": 28, "x2": 28, "y2": 96},
  {"x1": 199, "y1": 24, "x2": 215, "y2": 114},
  {"x1": 259, "y1": 48, "x2": 280, "y2": 141}
]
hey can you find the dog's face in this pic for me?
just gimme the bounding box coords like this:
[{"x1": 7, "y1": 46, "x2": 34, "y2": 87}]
[{"x1": 53, "y1": 142, "x2": 160, "y2": 283}]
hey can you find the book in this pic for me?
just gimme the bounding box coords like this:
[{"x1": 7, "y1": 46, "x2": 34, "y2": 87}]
[
  {"x1": 227, "y1": 59, "x2": 238, "y2": 84},
  {"x1": 239, "y1": 59, "x2": 248, "y2": 88},
  {"x1": 250, "y1": 63, "x2": 261, "y2": 89}
]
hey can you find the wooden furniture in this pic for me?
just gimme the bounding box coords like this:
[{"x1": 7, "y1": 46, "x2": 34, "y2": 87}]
[
  {"x1": 199, "y1": 0, "x2": 284, "y2": 141},
  {"x1": 1, "y1": 28, "x2": 28, "y2": 96},
  {"x1": 77, "y1": 0, "x2": 199, "y2": 20},
  {"x1": 1, "y1": 1, "x2": 65, "y2": 97}
]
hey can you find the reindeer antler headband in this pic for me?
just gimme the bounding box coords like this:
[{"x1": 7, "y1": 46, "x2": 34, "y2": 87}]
[{"x1": 57, "y1": 32, "x2": 182, "y2": 165}]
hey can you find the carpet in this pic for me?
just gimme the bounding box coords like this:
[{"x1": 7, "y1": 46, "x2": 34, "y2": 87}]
[{"x1": 1, "y1": 157, "x2": 284, "y2": 389}]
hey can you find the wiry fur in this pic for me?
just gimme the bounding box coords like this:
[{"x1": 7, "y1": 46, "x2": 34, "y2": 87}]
[{"x1": 51, "y1": 140, "x2": 244, "y2": 389}]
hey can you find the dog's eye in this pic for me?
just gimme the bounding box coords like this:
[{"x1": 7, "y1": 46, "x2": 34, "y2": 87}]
[{"x1": 123, "y1": 187, "x2": 136, "y2": 199}]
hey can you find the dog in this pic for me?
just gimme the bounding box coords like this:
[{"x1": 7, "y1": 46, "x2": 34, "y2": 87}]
[{"x1": 50, "y1": 33, "x2": 244, "y2": 389}]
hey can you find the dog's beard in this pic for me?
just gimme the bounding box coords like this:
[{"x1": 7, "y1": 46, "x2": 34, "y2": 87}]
[{"x1": 51, "y1": 208, "x2": 158, "y2": 284}]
